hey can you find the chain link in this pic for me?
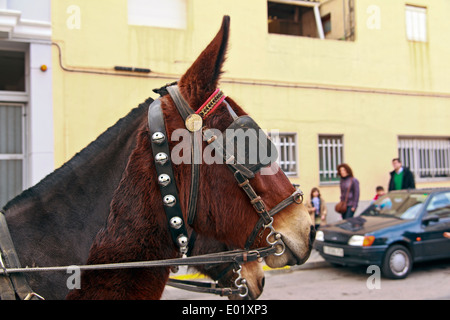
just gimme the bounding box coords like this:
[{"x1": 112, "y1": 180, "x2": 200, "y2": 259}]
[
  {"x1": 233, "y1": 264, "x2": 249, "y2": 298},
  {"x1": 264, "y1": 217, "x2": 285, "y2": 256}
]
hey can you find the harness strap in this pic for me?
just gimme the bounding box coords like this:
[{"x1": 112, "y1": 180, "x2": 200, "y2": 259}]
[
  {"x1": 202, "y1": 127, "x2": 255, "y2": 178},
  {"x1": 196, "y1": 89, "x2": 226, "y2": 119},
  {"x1": 224, "y1": 100, "x2": 239, "y2": 120},
  {"x1": 167, "y1": 278, "x2": 241, "y2": 297},
  {"x1": 0, "y1": 246, "x2": 278, "y2": 275},
  {"x1": 244, "y1": 190, "x2": 304, "y2": 249},
  {"x1": 0, "y1": 253, "x2": 15, "y2": 300},
  {"x1": 0, "y1": 211, "x2": 41, "y2": 300},
  {"x1": 166, "y1": 85, "x2": 192, "y2": 121},
  {"x1": 233, "y1": 171, "x2": 271, "y2": 226},
  {"x1": 166, "y1": 85, "x2": 200, "y2": 226},
  {"x1": 148, "y1": 99, "x2": 190, "y2": 254}
]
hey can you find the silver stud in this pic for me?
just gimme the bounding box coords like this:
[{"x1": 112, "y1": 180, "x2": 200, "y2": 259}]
[
  {"x1": 170, "y1": 216, "x2": 183, "y2": 230},
  {"x1": 163, "y1": 195, "x2": 176, "y2": 207},
  {"x1": 155, "y1": 152, "x2": 169, "y2": 165},
  {"x1": 152, "y1": 132, "x2": 165, "y2": 145},
  {"x1": 177, "y1": 235, "x2": 188, "y2": 247},
  {"x1": 158, "y1": 174, "x2": 171, "y2": 187}
]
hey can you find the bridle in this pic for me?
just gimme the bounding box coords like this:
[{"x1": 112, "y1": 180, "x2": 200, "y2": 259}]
[
  {"x1": 151, "y1": 84, "x2": 304, "y2": 296},
  {"x1": 0, "y1": 83, "x2": 304, "y2": 300}
]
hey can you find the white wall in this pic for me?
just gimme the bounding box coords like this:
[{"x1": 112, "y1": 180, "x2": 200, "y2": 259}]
[
  {"x1": 27, "y1": 42, "x2": 53, "y2": 186},
  {"x1": 5, "y1": 0, "x2": 51, "y2": 22},
  {"x1": 0, "y1": 0, "x2": 53, "y2": 188}
]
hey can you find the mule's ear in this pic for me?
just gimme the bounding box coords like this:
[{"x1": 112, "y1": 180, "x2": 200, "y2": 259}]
[{"x1": 179, "y1": 15, "x2": 230, "y2": 111}]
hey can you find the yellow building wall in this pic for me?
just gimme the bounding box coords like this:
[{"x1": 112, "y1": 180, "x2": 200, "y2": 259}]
[{"x1": 51, "y1": 0, "x2": 450, "y2": 208}]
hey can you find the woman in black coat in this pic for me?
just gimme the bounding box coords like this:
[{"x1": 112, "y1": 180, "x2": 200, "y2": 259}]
[{"x1": 337, "y1": 163, "x2": 360, "y2": 219}]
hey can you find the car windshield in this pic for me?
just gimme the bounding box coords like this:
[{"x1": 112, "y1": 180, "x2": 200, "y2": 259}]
[{"x1": 362, "y1": 193, "x2": 428, "y2": 220}]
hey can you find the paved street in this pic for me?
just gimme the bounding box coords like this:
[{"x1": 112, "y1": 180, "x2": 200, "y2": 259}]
[{"x1": 162, "y1": 255, "x2": 450, "y2": 300}]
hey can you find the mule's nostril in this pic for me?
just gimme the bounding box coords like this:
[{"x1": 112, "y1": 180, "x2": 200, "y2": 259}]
[{"x1": 260, "y1": 277, "x2": 265, "y2": 290}]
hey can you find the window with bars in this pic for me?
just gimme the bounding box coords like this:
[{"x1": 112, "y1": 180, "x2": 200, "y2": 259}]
[
  {"x1": 270, "y1": 132, "x2": 297, "y2": 176},
  {"x1": 0, "y1": 104, "x2": 25, "y2": 208},
  {"x1": 319, "y1": 135, "x2": 343, "y2": 183},
  {"x1": 398, "y1": 137, "x2": 450, "y2": 180}
]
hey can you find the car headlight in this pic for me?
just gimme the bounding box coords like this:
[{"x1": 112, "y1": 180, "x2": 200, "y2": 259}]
[
  {"x1": 315, "y1": 230, "x2": 324, "y2": 241},
  {"x1": 348, "y1": 235, "x2": 375, "y2": 247}
]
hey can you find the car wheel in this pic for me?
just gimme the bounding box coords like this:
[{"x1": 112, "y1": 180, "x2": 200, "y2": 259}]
[{"x1": 382, "y1": 244, "x2": 412, "y2": 279}]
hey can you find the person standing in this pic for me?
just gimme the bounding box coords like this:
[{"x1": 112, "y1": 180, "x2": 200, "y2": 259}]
[
  {"x1": 306, "y1": 187, "x2": 327, "y2": 230},
  {"x1": 388, "y1": 158, "x2": 415, "y2": 191},
  {"x1": 337, "y1": 163, "x2": 360, "y2": 219}
]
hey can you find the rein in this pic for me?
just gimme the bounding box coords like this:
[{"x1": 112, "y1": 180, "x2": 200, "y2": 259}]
[
  {"x1": 0, "y1": 246, "x2": 278, "y2": 275},
  {"x1": 0, "y1": 235, "x2": 276, "y2": 298}
]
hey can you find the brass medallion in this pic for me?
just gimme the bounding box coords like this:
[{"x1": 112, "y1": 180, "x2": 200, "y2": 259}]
[{"x1": 185, "y1": 114, "x2": 203, "y2": 132}]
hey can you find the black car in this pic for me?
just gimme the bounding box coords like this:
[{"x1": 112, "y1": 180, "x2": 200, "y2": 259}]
[{"x1": 314, "y1": 188, "x2": 450, "y2": 279}]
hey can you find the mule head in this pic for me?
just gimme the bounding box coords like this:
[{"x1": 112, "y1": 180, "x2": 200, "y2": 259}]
[{"x1": 172, "y1": 16, "x2": 314, "y2": 269}]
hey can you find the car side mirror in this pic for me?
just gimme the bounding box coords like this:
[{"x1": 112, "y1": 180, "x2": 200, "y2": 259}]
[{"x1": 422, "y1": 215, "x2": 439, "y2": 225}]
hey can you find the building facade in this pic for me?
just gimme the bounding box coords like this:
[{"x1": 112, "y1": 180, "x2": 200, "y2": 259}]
[
  {"x1": 1, "y1": 0, "x2": 449, "y2": 218},
  {"x1": 0, "y1": 0, "x2": 53, "y2": 207}
]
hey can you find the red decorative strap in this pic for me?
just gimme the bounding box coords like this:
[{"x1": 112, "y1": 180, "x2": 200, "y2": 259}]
[{"x1": 196, "y1": 89, "x2": 226, "y2": 119}]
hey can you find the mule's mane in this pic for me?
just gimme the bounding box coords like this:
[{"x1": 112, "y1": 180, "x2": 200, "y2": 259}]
[{"x1": 2, "y1": 98, "x2": 153, "y2": 212}]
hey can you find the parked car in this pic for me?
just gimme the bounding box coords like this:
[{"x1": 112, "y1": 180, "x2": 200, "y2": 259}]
[{"x1": 314, "y1": 188, "x2": 450, "y2": 279}]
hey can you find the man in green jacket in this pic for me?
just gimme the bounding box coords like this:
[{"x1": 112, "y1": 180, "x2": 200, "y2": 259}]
[{"x1": 388, "y1": 158, "x2": 416, "y2": 191}]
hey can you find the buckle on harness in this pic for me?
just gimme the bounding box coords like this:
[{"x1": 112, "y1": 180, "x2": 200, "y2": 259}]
[
  {"x1": 0, "y1": 252, "x2": 8, "y2": 276},
  {"x1": 250, "y1": 196, "x2": 266, "y2": 214}
]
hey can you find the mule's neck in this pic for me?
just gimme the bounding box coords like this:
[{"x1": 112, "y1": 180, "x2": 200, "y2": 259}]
[
  {"x1": 2, "y1": 103, "x2": 149, "y2": 300},
  {"x1": 67, "y1": 124, "x2": 177, "y2": 300}
]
